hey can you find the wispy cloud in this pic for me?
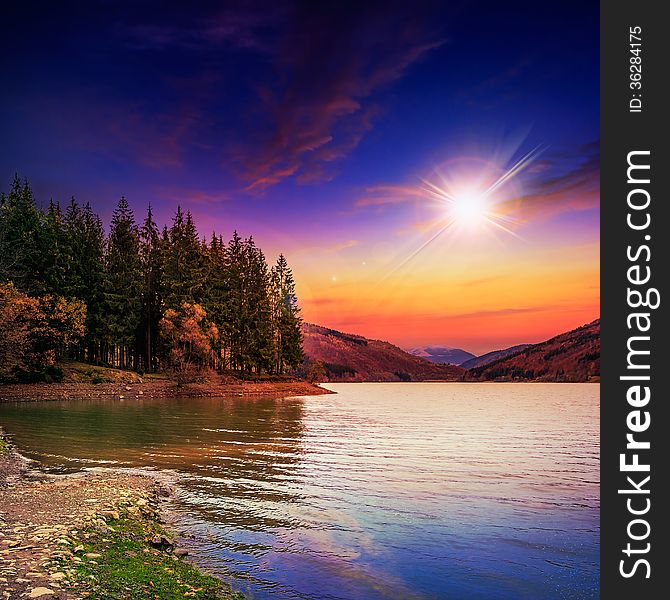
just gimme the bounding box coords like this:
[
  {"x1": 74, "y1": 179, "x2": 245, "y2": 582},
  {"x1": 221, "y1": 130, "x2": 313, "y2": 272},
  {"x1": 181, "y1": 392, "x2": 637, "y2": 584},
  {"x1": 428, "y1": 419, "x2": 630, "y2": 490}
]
[
  {"x1": 329, "y1": 239, "x2": 360, "y2": 252},
  {"x1": 354, "y1": 141, "x2": 600, "y2": 222},
  {"x1": 157, "y1": 187, "x2": 230, "y2": 205},
  {"x1": 51, "y1": 2, "x2": 447, "y2": 190},
  {"x1": 502, "y1": 142, "x2": 600, "y2": 219},
  {"x1": 120, "y1": 4, "x2": 283, "y2": 52},
  {"x1": 354, "y1": 184, "x2": 426, "y2": 208},
  {"x1": 233, "y1": 3, "x2": 446, "y2": 190}
]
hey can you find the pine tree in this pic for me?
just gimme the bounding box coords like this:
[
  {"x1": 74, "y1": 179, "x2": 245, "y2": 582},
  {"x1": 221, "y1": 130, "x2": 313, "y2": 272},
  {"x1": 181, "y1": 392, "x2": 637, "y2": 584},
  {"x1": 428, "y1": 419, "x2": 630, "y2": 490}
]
[
  {"x1": 203, "y1": 233, "x2": 227, "y2": 370},
  {"x1": 79, "y1": 202, "x2": 107, "y2": 362},
  {"x1": 104, "y1": 196, "x2": 142, "y2": 368},
  {"x1": 242, "y1": 237, "x2": 274, "y2": 374},
  {"x1": 162, "y1": 207, "x2": 206, "y2": 309},
  {"x1": 60, "y1": 198, "x2": 106, "y2": 362},
  {"x1": 43, "y1": 199, "x2": 66, "y2": 295},
  {"x1": 138, "y1": 205, "x2": 162, "y2": 372},
  {"x1": 270, "y1": 254, "x2": 303, "y2": 373},
  {"x1": 0, "y1": 175, "x2": 46, "y2": 293}
]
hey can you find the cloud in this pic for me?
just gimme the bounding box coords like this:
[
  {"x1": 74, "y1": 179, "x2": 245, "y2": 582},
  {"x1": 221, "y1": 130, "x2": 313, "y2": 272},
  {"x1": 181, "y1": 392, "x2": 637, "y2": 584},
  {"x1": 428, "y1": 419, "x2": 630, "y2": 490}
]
[
  {"x1": 303, "y1": 297, "x2": 339, "y2": 307},
  {"x1": 502, "y1": 142, "x2": 600, "y2": 219},
  {"x1": 354, "y1": 184, "x2": 426, "y2": 208},
  {"x1": 47, "y1": 97, "x2": 201, "y2": 170},
  {"x1": 233, "y1": 2, "x2": 446, "y2": 190},
  {"x1": 445, "y1": 306, "x2": 554, "y2": 320},
  {"x1": 58, "y1": 2, "x2": 446, "y2": 189},
  {"x1": 354, "y1": 141, "x2": 600, "y2": 222},
  {"x1": 157, "y1": 187, "x2": 230, "y2": 205},
  {"x1": 329, "y1": 239, "x2": 360, "y2": 252},
  {"x1": 120, "y1": 3, "x2": 284, "y2": 52}
]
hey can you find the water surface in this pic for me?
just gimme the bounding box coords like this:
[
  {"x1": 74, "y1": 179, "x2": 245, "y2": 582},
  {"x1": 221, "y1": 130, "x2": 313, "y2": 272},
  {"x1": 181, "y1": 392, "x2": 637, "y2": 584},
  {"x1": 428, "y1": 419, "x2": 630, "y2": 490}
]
[{"x1": 0, "y1": 383, "x2": 599, "y2": 599}]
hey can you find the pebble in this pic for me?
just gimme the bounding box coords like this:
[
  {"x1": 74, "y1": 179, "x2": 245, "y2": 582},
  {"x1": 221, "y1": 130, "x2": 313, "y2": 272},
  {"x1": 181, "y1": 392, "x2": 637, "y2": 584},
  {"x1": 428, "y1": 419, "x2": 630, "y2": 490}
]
[{"x1": 28, "y1": 588, "x2": 55, "y2": 598}]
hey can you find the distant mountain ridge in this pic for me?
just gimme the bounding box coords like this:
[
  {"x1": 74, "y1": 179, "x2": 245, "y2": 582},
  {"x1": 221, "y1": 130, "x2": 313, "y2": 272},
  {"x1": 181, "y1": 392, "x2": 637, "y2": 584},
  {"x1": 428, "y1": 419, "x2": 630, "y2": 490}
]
[
  {"x1": 302, "y1": 319, "x2": 599, "y2": 383},
  {"x1": 302, "y1": 323, "x2": 464, "y2": 382},
  {"x1": 460, "y1": 344, "x2": 532, "y2": 369},
  {"x1": 466, "y1": 319, "x2": 600, "y2": 382},
  {"x1": 408, "y1": 346, "x2": 476, "y2": 365}
]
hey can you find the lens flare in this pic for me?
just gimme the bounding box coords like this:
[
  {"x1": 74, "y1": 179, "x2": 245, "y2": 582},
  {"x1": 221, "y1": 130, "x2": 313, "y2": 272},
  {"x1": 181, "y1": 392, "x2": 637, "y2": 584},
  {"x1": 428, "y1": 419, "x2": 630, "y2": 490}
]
[{"x1": 385, "y1": 144, "x2": 547, "y2": 277}]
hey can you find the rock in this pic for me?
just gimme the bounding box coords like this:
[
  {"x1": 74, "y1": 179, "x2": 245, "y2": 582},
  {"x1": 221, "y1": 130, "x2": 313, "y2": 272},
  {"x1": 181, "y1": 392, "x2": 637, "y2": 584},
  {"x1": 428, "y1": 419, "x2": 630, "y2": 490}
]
[
  {"x1": 49, "y1": 572, "x2": 65, "y2": 581},
  {"x1": 149, "y1": 535, "x2": 173, "y2": 551},
  {"x1": 73, "y1": 545, "x2": 84, "y2": 553},
  {"x1": 84, "y1": 553, "x2": 101, "y2": 559},
  {"x1": 28, "y1": 589, "x2": 55, "y2": 598},
  {"x1": 174, "y1": 548, "x2": 188, "y2": 557}
]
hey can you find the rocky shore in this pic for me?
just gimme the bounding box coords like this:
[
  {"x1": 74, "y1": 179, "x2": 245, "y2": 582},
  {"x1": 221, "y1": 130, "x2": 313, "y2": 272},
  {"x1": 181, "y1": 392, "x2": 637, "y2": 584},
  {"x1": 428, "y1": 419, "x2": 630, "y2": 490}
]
[{"x1": 0, "y1": 437, "x2": 241, "y2": 599}]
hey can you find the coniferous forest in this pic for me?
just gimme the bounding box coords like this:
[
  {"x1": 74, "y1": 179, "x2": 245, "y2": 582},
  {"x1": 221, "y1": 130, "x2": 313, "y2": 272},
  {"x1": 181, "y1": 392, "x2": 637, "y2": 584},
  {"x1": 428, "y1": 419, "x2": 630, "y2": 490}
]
[{"x1": 0, "y1": 175, "x2": 303, "y2": 382}]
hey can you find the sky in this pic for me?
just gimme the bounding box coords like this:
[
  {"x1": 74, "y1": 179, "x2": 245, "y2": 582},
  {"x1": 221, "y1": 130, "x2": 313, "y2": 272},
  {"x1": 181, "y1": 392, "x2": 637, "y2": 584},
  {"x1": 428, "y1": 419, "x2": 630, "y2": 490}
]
[{"x1": 1, "y1": 0, "x2": 599, "y2": 354}]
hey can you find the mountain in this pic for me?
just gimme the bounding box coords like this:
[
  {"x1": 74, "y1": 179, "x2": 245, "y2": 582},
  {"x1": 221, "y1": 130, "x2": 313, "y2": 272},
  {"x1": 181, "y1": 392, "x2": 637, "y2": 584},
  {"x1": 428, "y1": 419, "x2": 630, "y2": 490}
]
[
  {"x1": 408, "y1": 346, "x2": 476, "y2": 365},
  {"x1": 466, "y1": 319, "x2": 600, "y2": 382},
  {"x1": 460, "y1": 344, "x2": 532, "y2": 369},
  {"x1": 302, "y1": 323, "x2": 464, "y2": 382}
]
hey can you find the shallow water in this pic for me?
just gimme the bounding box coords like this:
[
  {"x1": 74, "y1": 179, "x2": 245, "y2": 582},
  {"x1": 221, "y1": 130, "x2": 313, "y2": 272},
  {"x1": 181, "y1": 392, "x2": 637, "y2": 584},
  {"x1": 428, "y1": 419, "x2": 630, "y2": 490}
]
[{"x1": 0, "y1": 383, "x2": 599, "y2": 599}]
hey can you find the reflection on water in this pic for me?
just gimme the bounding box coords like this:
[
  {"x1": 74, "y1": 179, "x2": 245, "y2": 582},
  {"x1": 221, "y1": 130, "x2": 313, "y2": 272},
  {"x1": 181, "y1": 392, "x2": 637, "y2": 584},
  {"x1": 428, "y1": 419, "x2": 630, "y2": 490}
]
[{"x1": 0, "y1": 383, "x2": 599, "y2": 599}]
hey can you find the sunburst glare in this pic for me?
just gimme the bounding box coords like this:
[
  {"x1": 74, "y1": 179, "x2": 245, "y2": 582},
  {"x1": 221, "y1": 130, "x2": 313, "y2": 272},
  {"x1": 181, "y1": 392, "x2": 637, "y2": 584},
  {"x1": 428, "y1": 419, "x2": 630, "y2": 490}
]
[{"x1": 385, "y1": 144, "x2": 547, "y2": 278}]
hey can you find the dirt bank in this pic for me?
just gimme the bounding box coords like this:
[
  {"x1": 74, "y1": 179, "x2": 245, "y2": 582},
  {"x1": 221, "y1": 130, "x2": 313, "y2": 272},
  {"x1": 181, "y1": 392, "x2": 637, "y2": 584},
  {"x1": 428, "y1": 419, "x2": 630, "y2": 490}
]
[{"x1": 0, "y1": 379, "x2": 331, "y2": 403}]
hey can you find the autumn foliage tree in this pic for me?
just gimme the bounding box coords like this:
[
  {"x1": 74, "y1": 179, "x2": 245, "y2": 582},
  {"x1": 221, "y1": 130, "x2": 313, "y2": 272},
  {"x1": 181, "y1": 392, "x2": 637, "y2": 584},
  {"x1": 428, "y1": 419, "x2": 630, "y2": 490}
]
[
  {"x1": 0, "y1": 282, "x2": 86, "y2": 381},
  {"x1": 159, "y1": 303, "x2": 219, "y2": 384}
]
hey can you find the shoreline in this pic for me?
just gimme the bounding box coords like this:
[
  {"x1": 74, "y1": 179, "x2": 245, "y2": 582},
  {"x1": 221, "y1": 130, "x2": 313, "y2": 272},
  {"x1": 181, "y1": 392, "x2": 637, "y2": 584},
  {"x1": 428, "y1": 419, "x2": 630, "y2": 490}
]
[
  {"x1": 0, "y1": 432, "x2": 242, "y2": 599},
  {"x1": 0, "y1": 379, "x2": 332, "y2": 404}
]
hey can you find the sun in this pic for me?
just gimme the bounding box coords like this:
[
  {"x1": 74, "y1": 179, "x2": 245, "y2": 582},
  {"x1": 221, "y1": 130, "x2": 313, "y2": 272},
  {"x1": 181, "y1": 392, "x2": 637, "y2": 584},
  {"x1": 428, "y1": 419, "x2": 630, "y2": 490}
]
[{"x1": 448, "y1": 189, "x2": 489, "y2": 229}]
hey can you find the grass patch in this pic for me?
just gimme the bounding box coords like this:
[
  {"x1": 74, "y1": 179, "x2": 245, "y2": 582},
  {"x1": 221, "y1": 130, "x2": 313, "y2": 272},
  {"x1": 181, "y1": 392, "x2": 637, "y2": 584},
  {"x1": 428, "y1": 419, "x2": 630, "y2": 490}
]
[
  {"x1": 0, "y1": 438, "x2": 6, "y2": 455},
  {"x1": 63, "y1": 512, "x2": 243, "y2": 599}
]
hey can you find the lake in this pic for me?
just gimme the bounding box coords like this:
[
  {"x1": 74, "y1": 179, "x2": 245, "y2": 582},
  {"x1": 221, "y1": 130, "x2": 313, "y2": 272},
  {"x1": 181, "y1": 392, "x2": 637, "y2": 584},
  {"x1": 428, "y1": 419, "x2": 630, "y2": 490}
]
[{"x1": 0, "y1": 383, "x2": 599, "y2": 599}]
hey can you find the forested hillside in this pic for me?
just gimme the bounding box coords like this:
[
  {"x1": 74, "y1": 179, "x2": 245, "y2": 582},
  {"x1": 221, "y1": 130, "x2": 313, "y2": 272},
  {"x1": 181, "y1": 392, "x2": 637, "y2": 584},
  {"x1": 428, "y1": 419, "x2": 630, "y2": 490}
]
[
  {"x1": 301, "y1": 323, "x2": 464, "y2": 381},
  {"x1": 467, "y1": 320, "x2": 600, "y2": 382},
  {"x1": 0, "y1": 176, "x2": 302, "y2": 382}
]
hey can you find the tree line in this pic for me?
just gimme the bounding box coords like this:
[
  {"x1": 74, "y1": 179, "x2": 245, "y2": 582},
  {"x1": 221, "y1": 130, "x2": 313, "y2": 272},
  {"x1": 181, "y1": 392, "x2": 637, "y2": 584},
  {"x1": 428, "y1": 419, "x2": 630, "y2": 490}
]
[{"x1": 0, "y1": 175, "x2": 303, "y2": 382}]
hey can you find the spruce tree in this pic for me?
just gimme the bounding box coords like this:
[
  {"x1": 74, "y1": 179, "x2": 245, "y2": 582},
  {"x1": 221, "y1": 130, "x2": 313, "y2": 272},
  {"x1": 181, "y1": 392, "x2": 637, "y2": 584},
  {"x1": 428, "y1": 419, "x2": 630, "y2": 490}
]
[
  {"x1": 138, "y1": 205, "x2": 162, "y2": 372},
  {"x1": 0, "y1": 175, "x2": 46, "y2": 293},
  {"x1": 162, "y1": 207, "x2": 206, "y2": 309},
  {"x1": 105, "y1": 196, "x2": 142, "y2": 368},
  {"x1": 222, "y1": 231, "x2": 245, "y2": 371},
  {"x1": 43, "y1": 199, "x2": 66, "y2": 295},
  {"x1": 242, "y1": 237, "x2": 273, "y2": 374},
  {"x1": 271, "y1": 254, "x2": 303, "y2": 373},
  {"x1": 60, "y1": 198, "x2": 106, "y2": 361},
  {"x1": 203, "y1": 233, "x2": 227, "y2": 370}
]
